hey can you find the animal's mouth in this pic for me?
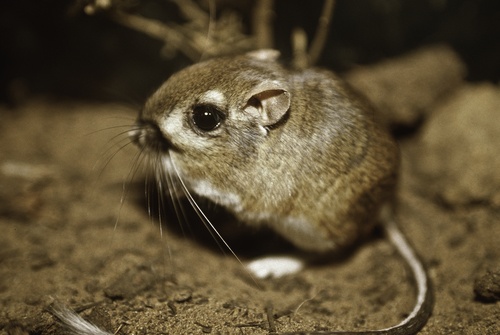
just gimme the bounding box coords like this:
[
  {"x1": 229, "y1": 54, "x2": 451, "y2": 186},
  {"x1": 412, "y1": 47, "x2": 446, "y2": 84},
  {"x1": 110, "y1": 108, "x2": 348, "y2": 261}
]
[{"x1": 129, "y1": 120, "x2": 175, "y2": 153}]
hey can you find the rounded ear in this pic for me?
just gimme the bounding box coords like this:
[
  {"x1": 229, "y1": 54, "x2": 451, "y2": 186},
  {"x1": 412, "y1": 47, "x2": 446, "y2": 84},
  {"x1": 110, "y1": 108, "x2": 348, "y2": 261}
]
[
  {"x1": 244, "y1": 82, "x2": 291, "y2": 127},
  {"x1": 246, "y1": 49, "x2": 281, "y2": 62}
]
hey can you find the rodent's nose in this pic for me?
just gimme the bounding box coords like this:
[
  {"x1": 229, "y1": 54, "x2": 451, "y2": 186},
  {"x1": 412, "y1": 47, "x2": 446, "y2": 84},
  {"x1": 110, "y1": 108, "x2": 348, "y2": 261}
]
[{"x1": 129, "y1": 120, "x2": 171, "y2": 153}]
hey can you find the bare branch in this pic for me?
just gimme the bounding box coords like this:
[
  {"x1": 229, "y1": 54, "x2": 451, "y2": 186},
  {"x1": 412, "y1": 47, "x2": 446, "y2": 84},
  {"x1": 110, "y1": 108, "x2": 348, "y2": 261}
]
[
  {"x1": 83, "y1": 0, "x2": 112, "y2": 15},
  {"x1": 308, "y1": 0, "x2": 336, "y2": 66},
  {"x1": 171, "y1": 0, "x2": 209, "y2": 23},
  {"x1": 86, "y1": 1, "x2": 255, "y2": 62},
  {"x1": 291, "y1": 27, "x2": 308, "y2": 70},
  {"x1": 109, "y1": 10, "x2": 202, "y2": 61},
  {"x1": 253, "y1": 0, "x2": 275, "y2": 49}
]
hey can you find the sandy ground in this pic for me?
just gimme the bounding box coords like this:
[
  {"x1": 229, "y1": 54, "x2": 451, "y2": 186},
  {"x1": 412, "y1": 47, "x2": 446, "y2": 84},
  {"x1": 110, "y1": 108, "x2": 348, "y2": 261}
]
[{"x1": 0, "y1": 45, "x2": 499, "y2": 335}]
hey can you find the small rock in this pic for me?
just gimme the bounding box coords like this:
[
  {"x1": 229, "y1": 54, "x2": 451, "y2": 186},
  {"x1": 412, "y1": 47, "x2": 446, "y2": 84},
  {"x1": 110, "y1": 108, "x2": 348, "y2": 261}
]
[
  {"x1": 474, "y1": 267, "x2": 500, "y2": 302},
  {"x1": 104, "y1": 266, "x2": 155, "y2": 300},
  {"x1": 29, "y1": 249, "x2": 55, "y2": 271},
  {"x1": 417, "y1": 84, "x2": 500, "y2": 207},
  {"x1": 173, "y1": 289, "x2": 192, "y2": 303},
  {"x1": 346, "y1": 45, "x2": 466, "y2": 127}
]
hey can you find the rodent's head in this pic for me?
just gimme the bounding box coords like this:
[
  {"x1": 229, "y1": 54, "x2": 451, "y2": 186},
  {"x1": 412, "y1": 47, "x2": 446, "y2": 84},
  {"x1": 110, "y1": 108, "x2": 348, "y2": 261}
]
[{"x1": 131, "y1": 50, "x2": 291, "y2": 187}]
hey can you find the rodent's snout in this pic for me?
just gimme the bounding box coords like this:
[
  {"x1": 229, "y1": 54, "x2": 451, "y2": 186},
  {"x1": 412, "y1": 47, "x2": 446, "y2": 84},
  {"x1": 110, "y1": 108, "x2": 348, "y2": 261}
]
[{"x1": 129, "y1": 120, "x2": 171, "y2": 153}]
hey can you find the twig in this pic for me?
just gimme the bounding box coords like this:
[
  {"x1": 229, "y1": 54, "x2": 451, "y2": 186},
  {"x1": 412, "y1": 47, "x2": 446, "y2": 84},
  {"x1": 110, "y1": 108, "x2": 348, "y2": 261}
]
[
  {"x1": 308, "y1": 0, "x2": 336, "y2": 66},
  {"x1": 109, "y1": 10, "x2": 202, "y2": 61},
  {"x1": 171, "y1": 0, "x2": 208, "y2": 23},
  {"x1": 291, "y1": 289, "x2": 322, "y2": 319},
  {"x1": 253, "y1": 0, "x2": 275, "y2": 49},
  {"x1": 291, "y1": 27, "x2": 308, "y2": 70},
  {"x1": 265, "y1": 303, "x2": 277, "y2": 333}
]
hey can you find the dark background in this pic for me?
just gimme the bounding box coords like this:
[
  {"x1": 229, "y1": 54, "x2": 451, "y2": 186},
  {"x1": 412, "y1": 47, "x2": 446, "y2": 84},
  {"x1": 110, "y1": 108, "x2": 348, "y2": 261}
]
[{"x1": 1, "y1": 0, "x2": 499, "y2": 104}]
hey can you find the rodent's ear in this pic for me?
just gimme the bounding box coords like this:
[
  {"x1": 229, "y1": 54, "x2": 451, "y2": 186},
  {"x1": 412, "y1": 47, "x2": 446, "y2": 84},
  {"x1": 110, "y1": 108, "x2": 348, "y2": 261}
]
[
  {"x1": 246, "y1": 49, "x2": 280, "y2": 62},
  {"x1": 244, "y1": 82, "x2": 290, "y2": 127}
]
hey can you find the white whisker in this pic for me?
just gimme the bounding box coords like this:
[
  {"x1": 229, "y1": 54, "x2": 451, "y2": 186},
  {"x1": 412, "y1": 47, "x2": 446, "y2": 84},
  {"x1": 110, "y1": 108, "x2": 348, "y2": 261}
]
[
  {"x1": 169, "y1": 159, "x2": 249, "y2": 272},
  {"x1": 155, "y1": 168, "x2": 165, "y2": 238},
  {"x1": 114, "y1": 146, "x2": 146, "y2": 230},
  {"x1": 91, "y1": 124, "x2": 137, "y2": 172},
  {"x1": 163, "y1": 155, "x2": 192, "y2": 237},
  {"x1": 94, "y1": 136, "x2": 136, "y2": 182}
]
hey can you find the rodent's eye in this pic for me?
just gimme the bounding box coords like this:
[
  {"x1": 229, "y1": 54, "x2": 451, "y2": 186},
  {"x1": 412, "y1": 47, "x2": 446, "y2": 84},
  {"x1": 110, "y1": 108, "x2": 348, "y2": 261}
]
[{"x1": 191, "y1": 104, "x2": 225, "y2": 132}]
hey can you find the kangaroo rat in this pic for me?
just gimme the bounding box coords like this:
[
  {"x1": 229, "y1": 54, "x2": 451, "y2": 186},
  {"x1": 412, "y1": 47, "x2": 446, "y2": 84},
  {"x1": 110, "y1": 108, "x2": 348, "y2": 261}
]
[
  {"x1": 54, "y1": 50, "x2": 433, "y2": 334},
  {"x1": 130, "y1": 49, "x2": 433, "y2": 334}
]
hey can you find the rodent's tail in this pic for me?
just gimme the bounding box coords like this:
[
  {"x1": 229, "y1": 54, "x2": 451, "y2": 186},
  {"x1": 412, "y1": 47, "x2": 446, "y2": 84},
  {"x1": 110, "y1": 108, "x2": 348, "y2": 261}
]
[
  {"x1": 377, "y1": 216, "x2": 434, "y2": 334},
  {"x1": 277, "y1": 213, "x2": 434, "y2": 335},
  {"x1": 50, "y1": 304, "x2": 113, "y2": 335}
]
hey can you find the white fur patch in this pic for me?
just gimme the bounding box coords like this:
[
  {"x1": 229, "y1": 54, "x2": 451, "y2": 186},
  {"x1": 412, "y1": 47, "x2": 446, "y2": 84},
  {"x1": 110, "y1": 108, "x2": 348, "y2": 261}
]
[
  {"x1": 246, "y1": 255, "x2": 304, "y2": 278},
  {"x1": 200, "y1": 90, "x2": 226, "y2": 105},
  {"x1": 161, "y1": 155, "x2": 175, "y2": 174},
  {"x1": 161, "y1": 112, "x2": 211, "y2": 150},
  {"x1": 190, "y1": 179, "x2": 242, "y2": 210},
  {"x1": 161, "y1": 113, "x2": 182, "y2": 138}
]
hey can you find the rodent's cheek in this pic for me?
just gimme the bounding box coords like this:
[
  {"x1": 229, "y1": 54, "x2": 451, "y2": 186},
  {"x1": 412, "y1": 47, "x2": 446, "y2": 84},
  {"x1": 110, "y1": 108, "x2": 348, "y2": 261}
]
[
  {"x1": 163, "y1": 151, "x2": 196, "y2": 182},
  {"x1": 161, "y1": 153, "x2": 178, "y2": 176},
  {"x1": 166, "y1": 151, "x2": 202, "y2": 182}
]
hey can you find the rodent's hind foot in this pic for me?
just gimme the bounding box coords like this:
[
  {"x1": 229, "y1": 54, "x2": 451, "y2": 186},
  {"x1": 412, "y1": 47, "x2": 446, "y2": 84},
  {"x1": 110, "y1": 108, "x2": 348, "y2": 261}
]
[{"x1": 246, "y1": 255, "x2": 305, "y2": 278}]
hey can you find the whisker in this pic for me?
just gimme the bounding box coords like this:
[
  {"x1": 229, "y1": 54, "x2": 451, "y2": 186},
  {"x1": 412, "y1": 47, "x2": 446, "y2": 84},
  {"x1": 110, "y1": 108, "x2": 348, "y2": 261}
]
[
  {"x1": 87, "y1": 127, "x2": 137, "y2": 208},
  {"x1": 155, "y1": 163, "x2": 165, "y2": 238},
  {"x1": 114, "y1": 145, "x2": 147, "y2": 230},
  {"x1": 160, "y1": 157, "x2": 227, "y2": 254},
  {"x1": 169, "y1": 159, "x2": 249, "y2": 270},
  {"x1": 85, "y1": 124, "x2": 135, "y2": 137},
  {"x1": 95, "y1": 139, "x2": 137, "y2": 183},
  {"x1": 148, "y1": 153, "x2": 176, "y2": 276},
  {"x1": 184, "y1": 189, "x2": 228, "y2": 256},
  {"x1": 99, "y1": 115, "x2": 137, "y2": 122},
  {"x1": 164, "y1": 155, "x2": 193, "y2": 238},
  {"x1": 92, "y1": 129, "x2": 136, "y2": 177},
  {"x1": 145, "y1": 161, "x2": 154, "y2": 222}
]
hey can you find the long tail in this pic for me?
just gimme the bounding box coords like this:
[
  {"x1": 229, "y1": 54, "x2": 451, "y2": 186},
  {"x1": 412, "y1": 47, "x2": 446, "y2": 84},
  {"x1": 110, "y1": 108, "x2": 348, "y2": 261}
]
[{"x1": 277, "y1": 215, "x2": 434, "y2": 335}]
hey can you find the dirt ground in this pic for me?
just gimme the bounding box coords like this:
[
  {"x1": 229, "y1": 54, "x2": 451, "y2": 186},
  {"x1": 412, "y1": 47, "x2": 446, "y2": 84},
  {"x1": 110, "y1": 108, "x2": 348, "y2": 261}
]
[{"x1": 0, "y1": 45, "x2": 499, "y2": 335}]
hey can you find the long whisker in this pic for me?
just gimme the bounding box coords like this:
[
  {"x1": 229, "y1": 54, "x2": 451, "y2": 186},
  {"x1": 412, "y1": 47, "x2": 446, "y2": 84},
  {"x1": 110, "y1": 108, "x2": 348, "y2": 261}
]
[
  {"x1": 114, "y1": 144, "x2": 147, "y2": 230},
  {"x1": 169, "y1": 159, "x2": 247, "y2": 269},
  {"x1": 184, "y1": 189, "x2": 228, "y2": 256},
  {"x1": 160, "y1": 156, "x2": 227, "y2": 254},
  {"x1": 93, "y1": 134, "x2": 136, "y2": 180},
  {"x1": 145, "y1": 156, "x2": 154, "y2": 222},
  {"x1": 88, "y1": 126, "x2": 138, "y2": 210},
  {"x1": 164, "y1": 154, "x2": 193, "y2": 238},
  {"x1": 154, "y1": 159, "x2": 165, "y2": 238},
  {"x1": 143, "y1": 152, "x2": 160, "y2": 228},
  {"x1": 86, "y1": 122, "x2": 138, "y2": 171},
  {"x1": 149, "y1": 152, "x2": 176, "y2": 276},
  {"x1": 85, "y1": 124, "x2": 135, "y2": 137},
  {"x1": 99, "y1": 127, "x2": 140, "y2": 147}
]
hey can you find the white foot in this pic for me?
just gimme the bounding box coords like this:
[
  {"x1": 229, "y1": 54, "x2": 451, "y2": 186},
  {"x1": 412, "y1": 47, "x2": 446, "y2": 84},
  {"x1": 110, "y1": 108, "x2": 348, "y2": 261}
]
[{"x1": 246, "y1": 255, "x2": 304, "y2": 278}]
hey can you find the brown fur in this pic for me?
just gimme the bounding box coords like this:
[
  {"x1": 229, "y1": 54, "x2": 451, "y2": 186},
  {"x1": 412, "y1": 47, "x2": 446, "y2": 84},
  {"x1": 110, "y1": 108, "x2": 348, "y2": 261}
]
[{"x1": 134, "y1": 51, "x2": 399, "y2": 252}]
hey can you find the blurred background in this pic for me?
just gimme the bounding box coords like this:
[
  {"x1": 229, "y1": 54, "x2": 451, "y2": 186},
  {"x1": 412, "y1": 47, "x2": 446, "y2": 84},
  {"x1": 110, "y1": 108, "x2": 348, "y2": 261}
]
[{"x1": 1, "y1": 0, "x2": 499, "y2": 104}]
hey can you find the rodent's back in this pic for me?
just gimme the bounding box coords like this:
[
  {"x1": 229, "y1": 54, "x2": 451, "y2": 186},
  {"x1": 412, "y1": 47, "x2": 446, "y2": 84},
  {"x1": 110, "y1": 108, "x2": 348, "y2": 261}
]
[{"x1": 244, "y1": 68, "x2": 400, "y2": 250}]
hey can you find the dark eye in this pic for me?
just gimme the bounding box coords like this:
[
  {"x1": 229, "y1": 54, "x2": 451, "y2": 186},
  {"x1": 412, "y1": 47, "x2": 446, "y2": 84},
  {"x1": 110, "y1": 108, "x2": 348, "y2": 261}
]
[{"x1": 192, "y1": 104, "x2": 225, "y2": 132}]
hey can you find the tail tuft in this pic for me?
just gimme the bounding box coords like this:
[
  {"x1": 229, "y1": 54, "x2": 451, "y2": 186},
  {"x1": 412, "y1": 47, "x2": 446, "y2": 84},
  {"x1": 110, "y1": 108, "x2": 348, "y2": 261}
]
[{"x1": 50, "y1": 304, "x2": 113, "y2": 335}]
